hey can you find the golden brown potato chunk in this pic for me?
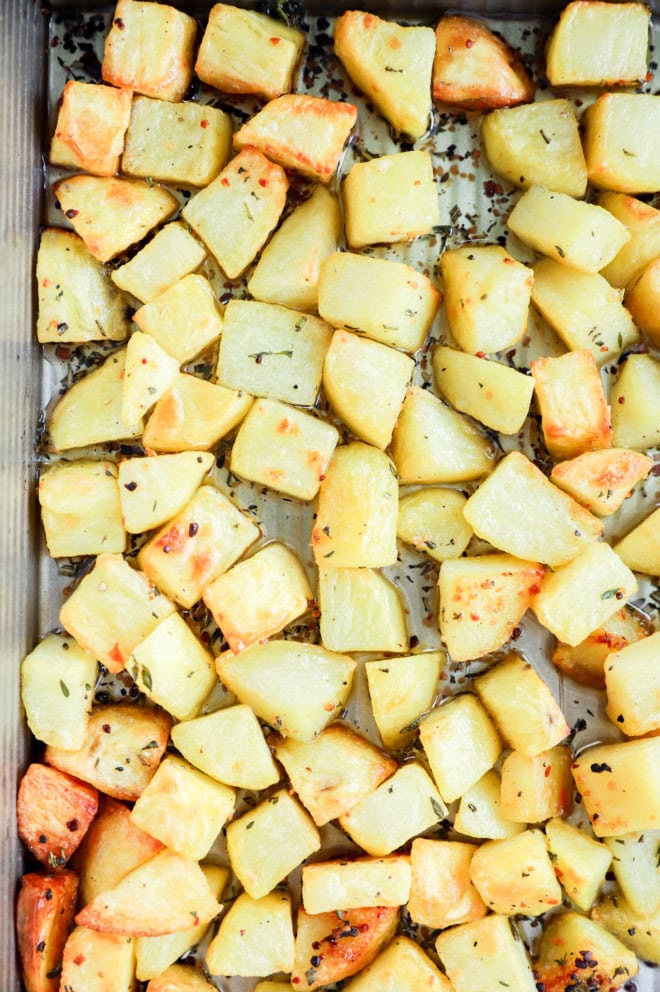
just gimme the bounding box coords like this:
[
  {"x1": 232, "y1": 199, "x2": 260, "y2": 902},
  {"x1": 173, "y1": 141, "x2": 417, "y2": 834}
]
[{"x1": 16, "y1": 871, "x2": 78, "y2": 992}]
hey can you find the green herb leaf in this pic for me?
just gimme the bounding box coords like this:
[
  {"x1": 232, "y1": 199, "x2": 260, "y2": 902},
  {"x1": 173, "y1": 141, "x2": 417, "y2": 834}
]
[{"x1": 59, "y1": 680, "x2": 70, "y2": 698}]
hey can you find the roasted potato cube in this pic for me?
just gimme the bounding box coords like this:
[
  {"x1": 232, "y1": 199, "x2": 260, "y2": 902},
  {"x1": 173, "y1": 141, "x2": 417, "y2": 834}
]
[
  {"x1": 463, "y1": 450, "x2": 603, "y2": 567},
  {"x1": 432, "y1": 15, "x2": 534, "y2": 110},
  {"x1": 545, "y1": 816, "x2": 611, "y2": 911},
  {"x1": 301, "y1": 857, "x2": 411, "y2": 913},
  {"x1": 611, "y1": 353, "x2": 660, "y2": 450},
  {"x1": 16, "y1": 870, "x2": 78, "y2": 992},
  {"x1": 39, "y1": 459, "x2": 125, "y2": 558},
  {"x1": 433, "y1": 347, "x2": 534, "y2": 435},
  {"x1": 226, "y1": 789, "x2": 320, "y2": 899},
  {"x1": 603, "y1": 829, "x2": 660, "y2": 917},
  {"x1": 583, "y1": 93, "x2": 660, "y2": 194},
  {"x1": 592, "y1": 893, "x2": 660, "y2": 965},
  {"x1": 54, "y1": 174, "x2": 177, "y2": 263},
  {"x1": 408, "y1": 839, "x2": 487, "y2": 930},
  {"x1": 500, "y1": 745, "x2": 573, "y2": 823},
  {"x1": 49, "y1": 348, "x2": 143, "y2": 452},
  {"x1": 45, "y1": 703, "x2": 171, "y2": 802},
  {"x1": 118, "y1": 451, "x2": 215, "y2": 534},
  {"x1": 143, "y1": 373, "x2": 253, "y2": 453},
  {"x1": 613, "y1": 507, "x2": 660, "y2": 576},
  {"x1": 182, "y1": 147, "x2": 288, "y2": 279},
  {"x1": 397, "y1": 488, "x2": 472, "y2": 563},
  {"x1": 318, "y1": 251, "x2": 440, "y2": 353},
  {"x1": 137, "y1": 484, "x2": 260, "y2": 608},
  {"x1": 60, "y1": 553, "x2": 175, "y2": 673},
  {"x1": 440, "y1": 244, "x2": 533, "y2": 355},
  {"x1": 203, "y1": 542, "x2": 312, "y2": 653},
  {"x1": 217, "y1": 640, "x2": 356, "y2": 742},
  {"x1": 318, "y1": 567, "x2": 408, "y2": 654},
  {"x1": 37, "y1": 228, "x2": 130, "y2": 343},
  {"x1": 572, "y1": 738, "x2": 660, "y2": 836},
  {"x1": 605, "y1": 630, "x2": 660, "y2": 736},
  {"x1": 474, "y1": 652, "x2": 570, "y2": 756},
  {"x1": 365, "y1": 650, "x2": 444, "y2": 751},
  {"x1": 626, "y1": 257, "x2": 660, "y2": 346},
  {"x1": 507, "y1": 184, "x2": 630, "y2": 274},
  {"x1": 599, "y1": 192, "x2": 660, "y2": 288},
  {"x1": 550, "y1": 448, "x2": 653, "y2": 517},
  {"x1": 216, "y1": 299, "x2": 332, "y2": 407},
  {"x1": 147, "y1": 964, "x2": 216, "y2": 992},
  {"x1": 170, "y1": 704, "x2": 279, "y2": 790},
  {"x1": 438, "y1": 554, "x2": 545, "y2": 663},
  {"x1": 196, "y1": 3, "x2": 304, "y2": 99},
  {"x1": 338, "y1": 762, "x2": 446, "y2": 857},
  {"x1": 21, "y1": 633, "x2": 97, "y2": 752},
  {"x1": 49, "y1": 80, "x2": 132, "y2": 176},
  {"x1": 233, "y1": 93, "x2": 357, "y2": 183},
  {"x1": 535, "y1": 912, "x2": 638, "y2": 991},
  {"x1": 551, "y1": 605, "x2": 650, "y2": 689},
  {"x1": 122, "y1": 96, "x2": 232, "y2": 187},
  {"x1": 481, "y1": 99, "x2": 587, "y2": 196},
  {"x1": 230, "y1": 397, "x2": 338, "y2": 500},
  {"x1": 323, "y1": 330, "x2": 413, "y2": 450},
  {"x1": 274, "y1": 724, "x2": 397, "y2": 826},
  {"x1": 206, "y1": 891, "x2": 294, "y2": 978},
  {"x1": 531, "y1": 349, "x2": 612, "y2": 460},
  {"x1": 102, "y1": 0, "x2": 197, "y2": 101},
  {"x1": 420, "y1": 694, "x2": 502, "y2": 803},
  {"x1": 391, "y1": 385, "x2": 495, "y2": 484},
  {"x1": 111, "y1": 222, "x2": 206, "y2": 304},
  {"x1": 248, "y1": 186, "x2": 342, "y2": 313},
  {"x1": 133, "y1": 274, "x2": 223, "y2": 365},
  {"x1": 532, "y1": 541, "x2": 638, "y2": 646},
  {"x1": 546, "y1": 0, "x2": 649, "y2": 86},
  {"x1": 348, "y1": 936, "x2": 453, "y2": 992},
  {"x1": 531, "y1": 257, "x2": 639, "y2": 363},
  {"x1": 454, "y1": 770, "x2": 525, "y2": 840},
  {"x1": 334, "y1": 11, "x2": 434, "y2": 138},
  {"x1": 60, "y1": 926, "x2": 136, "y2": 992},
  {"x1": 343, "y1": 151, "x2": 439, "y2": 249},
  {"x1": 75, "y1": 849, "x2": 221, "y2": 936},
  {"x1": 292, "y1": 906, "x2": 398, "y2": 991},
  {"x1": 436, "y1": 914, "x2": 537, "y2": 992},
  {"x1": 469, "y1": 828, "x2": 562, "y2": 915},
  {"x1": 17, "y1": 764, "x2": 98, "y2": 870},
  {"x1": 121, "y1": 331, "x2": 180, "y2": 425}
]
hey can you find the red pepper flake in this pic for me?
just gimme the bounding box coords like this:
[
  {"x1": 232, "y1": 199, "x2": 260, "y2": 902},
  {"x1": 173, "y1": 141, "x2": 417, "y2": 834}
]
[
  {"x1": 544, "y1": 765, "x2": 552, "y2": 778},
  {"x1": 220, "y1": 177, "x2": 230, "y2": 186},
  {"x1": 65, "y1": 209, "x2": 79, "y2": 219},
  {"x1": 258, "y1": 178, "x2": 268, "y2": 187},
  {"x1": 269, "y1": 36, "x2": 281, "y2": 44},
  {"x1": 465, "y1": 38, "x2": 473, "y2": 47},
  {"x1": 200, "y1": 119, "x2": 209, "y2": 128},
  {"x1": 114, "y1": 17, "x2": 125, "y2": 29}
]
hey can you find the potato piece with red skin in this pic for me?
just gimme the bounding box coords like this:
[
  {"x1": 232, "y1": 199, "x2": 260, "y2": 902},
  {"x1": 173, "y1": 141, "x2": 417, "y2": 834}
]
[
  {"x1": 17, "y1": 764, "x2": 98, "y2": 870},
  {"x1": 16, "y1": 870, "x2": 78, "y2": 992}
]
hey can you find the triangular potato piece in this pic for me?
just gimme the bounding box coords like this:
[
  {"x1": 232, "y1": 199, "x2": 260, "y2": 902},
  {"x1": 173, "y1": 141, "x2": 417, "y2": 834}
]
[
  {"x1": 121, "y1": 331, "x2": 180, "y2": 425},
  {"x1": 433, "y1": 15, "x2": 534, "y2": 110},
  {"x1": 143, "y1": 373, "x2": 253, "y2": 453},
  {"x1": 292, "y1": 907, "x2": 399, "y2": 990},
  {"x1": 551, "y1": 448, "x2": 652, "y2": 517},
  {"x1": 75, "y1": 849, "x2": 221, "y2": 936},
  {"x1": 118, "y1": 451, "x2": 214, "y2": 534},
  {"x1": 334, "y1": 11, "x2": 435, "y2": 139},
  {"x1": 54, "y1": 174, "x2": 178, "y2": 262},
  {"x1": 318, "y1": 567, "x2": 408, "y2": 654}
]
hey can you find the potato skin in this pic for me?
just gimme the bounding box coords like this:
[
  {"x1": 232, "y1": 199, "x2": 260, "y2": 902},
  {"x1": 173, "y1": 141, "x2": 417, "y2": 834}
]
[{"x1": 16, "y1": 870, "x2": 78, "y2": 992}]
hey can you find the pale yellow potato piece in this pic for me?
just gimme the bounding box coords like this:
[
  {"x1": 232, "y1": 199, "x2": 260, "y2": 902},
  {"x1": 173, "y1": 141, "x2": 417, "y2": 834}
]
[
  {"x1": 226, "y1": 790, "x2": 320, "y2": 899},
  {"x1": 274, "y1": 724, "x2": 396, "y2": 826},
  {"x1": 50, "y1": 80, "x2": 132, "y2": 176},
  {"x1": 433, "y1": 347, "x2": 534, "y2": 434},
  {"x1": 118, "y1": 451, "x2": 215, "y2": 534},
  {"x1": 454, "y1": 770, "x2": 525, "y2": 840},
  {"x1": 474, "y1": 652, "x2": 570, "y2": 756},
  {"x1": 147, "y1": 964, "x2": 216, "y2": 992},
  {"x1": 583, "y1": 93, "x2": 660, "y2": 194},
  {"x1": 572, "y1": 738, "x2": 660, "y2": 836},
  {"x1": 550, "y1": 448, "x2": 653, "y2": 517},
  {"x1": 292, "y1": 906, "x2": 398, "y2": 991},
  {"x1": 420, "y1": 694, "x2": 502, "y2": 803},
  {"x1": 535, "y1": 913, "x2": 638, "y2": 991},
  {"x1": 206, "y1": 892, "x2": 295, "y2": 978},
  {"x1": 195, "y1": 4, "x2": 304, "y2": 100},
  {"x1": 231, "y1": 397, "x2": 338, "y2": 500},
  {"x1": 60, "y1": 927, "x2": 136, "y2": 992},
  {"x1": 440, "y1": 244, "x2": 533, "y2": 354},
  {"x1": 318, "y1": 567, "x2": 408, "y2": 654},
  {"x1": 613, "y1": 507, "x2": 660, "y2": 576},
  {"x1": 481, "y1": 99, "x2": 587, "y2": 197},
  {"x1": 143, "y1": 373, "x2": 253, "y2": 453},
  {"x1": 248, "y1": 187, "x2": 342, "y2": 313},
  {"x1": 121, "y1": 331, "x2": 180, "y2": 425},
  {"x1": 603, "y1": 829, "x2": 660, "y2": 916},
  {"x1": 348, "y1": 936, "x2": 452, "y2": 992},
  {"x1": 39, "y1": 459, "x2": 125, "y2": 558},
  {"x1": 611, "y1": 353, "x2": 660, "y2": 450},
  {"x1": 391, "y1": 385, "x2": 495, "y2": 484},
  {"x1": 469, "y1": 829, "x2": 562, "y2": 916},
  {"x1": 334, "y1": 11, "x2": 434, "y2": 138},
  {"x1": 138, "y1": 484, "x2": 260, "y2": 609},
  {"x1": 437, "y1": 916, "x2": 536, "y2": 992},
  {"x1": 626, "y1": 257, "x2": 660, "y2": 346},
  {"x1": 318, "y1": 251, "x2": 440, "y2": 352},
  {"x1": 37, "y1": 228, "x2": 130, "y2": 343},
  {"x1": 397, "y1": 487, "x2": 472, "y2": 562},
  {"x1": 133, "y1": 274, "x2": 223, "y2": 365},
  {"x1": 605, "y1": 630, "x2": 660, "y2": 737},
  {"x1": 216, "y1": 299, "x2": 332, "y2": 407},
  {"x1": 122, "y1": 96, "x2": 232, "y2": 187},
  {"x1": 551, "y1": 605, "x2": 650, "y2": 690},
  {"x1": 21, "y1": 634, "x2": 97, "y2": 752},
  {"x1": 438, "y1": 553, "x2": 545, "y2": 663},
  {"x1": 171, "y1": 704, "x2": 279, "y2": 791},
  {"x1": 546, "y1": 1, "x2": 649, "y2": 86},
  {"x1": 216, "y1": 640, "x2": 356, "y2": 742},
  {"x1": 545, "y1": 817, "x2": 612, "y2": 911},
  {"x1": 365, "y1": 651, "x2": 444, "y2": 750},
  {"x1": 599, "y1": 192, "x2": 660, "y2": 288},
  {"x1": 54, "y1": 174, "x2": 177, "y2": 262},
  {"x1": 507, "y1": 184, "x2": 630, "y2": 273},
  {"x1": 592, "y1": 894, "x2": 660, "y2": 965},
  {"x1": 500, "y1": 745, "x2": 573, "y2": 823},
  {"x1": 301, "y1": 857, "x2": 411, "y2": 914},
  {"x1": 102, "y1": 0, "x2": 197, "y2": 102},
  {"x1": 343, "y1": 151, "x2": 439, "y2": 249},
  {"x1": 463, "y1": 450, "x2": 603, "y2": 566},
  {"x1": 111, "y1": 222, "x2": 206, "y2": 304},
  {"x1": 531, "y1": 349, "x2": 612, "y2": 460},
  {"x1": 408, "y1": 839, "x2": 487, "y2": 930}
]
